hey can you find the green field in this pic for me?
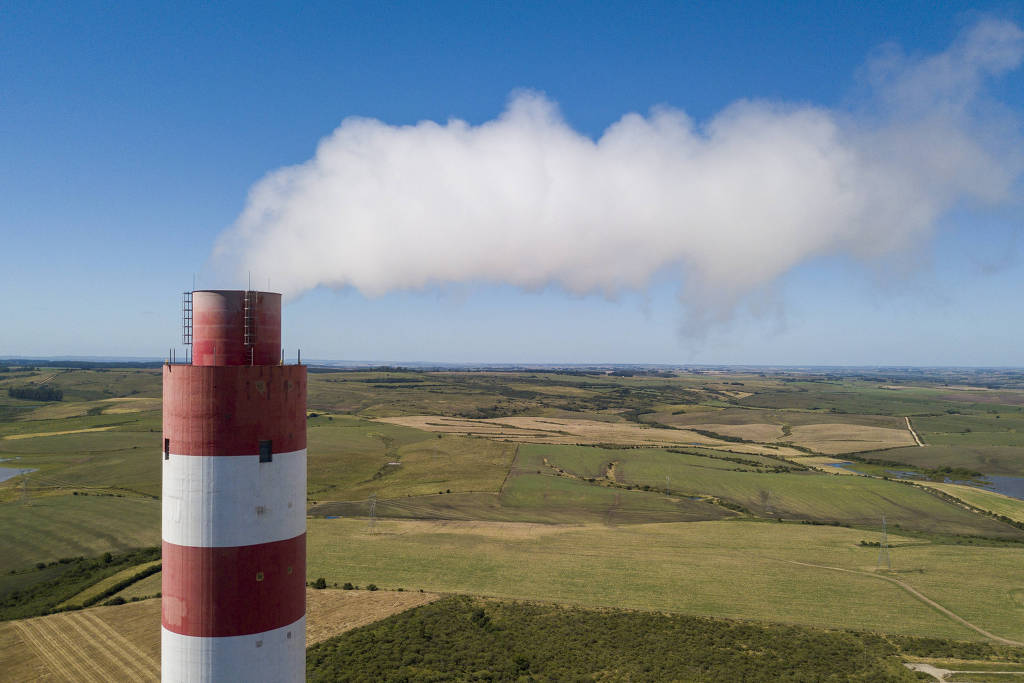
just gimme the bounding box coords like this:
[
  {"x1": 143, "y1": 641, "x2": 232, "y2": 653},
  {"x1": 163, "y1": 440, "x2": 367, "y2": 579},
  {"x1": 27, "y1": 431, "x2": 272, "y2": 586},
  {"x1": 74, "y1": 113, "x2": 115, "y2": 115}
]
[
  {"x1": 307, "y1": 415, "x2": 515, "y2": 500},
  {"x1": 853, "y1": 445, "x2": 1024, "y2": 477},
  {"x1": 521, "y1": 443, "x2": 1024, "y2": 537},
  {"x1": 306, "y1": 517, "x2": 1024, "y2": 642},
  {"x1": 0, "y1": 494, "x2": 160, "y2": 573}
]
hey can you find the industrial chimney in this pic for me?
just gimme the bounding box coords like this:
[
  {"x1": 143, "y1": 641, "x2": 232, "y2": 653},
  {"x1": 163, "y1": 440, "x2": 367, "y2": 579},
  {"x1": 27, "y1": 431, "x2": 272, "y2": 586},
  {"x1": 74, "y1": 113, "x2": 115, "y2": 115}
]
[{"x1": 161, "y1": 290, "x2": 306, "y2": 682}]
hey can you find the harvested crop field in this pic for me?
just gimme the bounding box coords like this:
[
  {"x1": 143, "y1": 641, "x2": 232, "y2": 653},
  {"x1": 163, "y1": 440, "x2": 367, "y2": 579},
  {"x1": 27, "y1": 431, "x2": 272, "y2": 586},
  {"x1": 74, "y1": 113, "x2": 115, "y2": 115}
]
[
  {"x1": 0, "y1": 589, "x2": 441, "y2": 681},
  {"x1": 2, "y1": 601, "x2": 160, "y2": 682},
  {"x1": 306, "y1": 588, "x2": 440, "y2": 645},
  {"x1": 787, "y1": 423, "x2": 916, "y2": 454},
  {"x1": 376, "y1": 416, "x2": 801, "y2": 455}
]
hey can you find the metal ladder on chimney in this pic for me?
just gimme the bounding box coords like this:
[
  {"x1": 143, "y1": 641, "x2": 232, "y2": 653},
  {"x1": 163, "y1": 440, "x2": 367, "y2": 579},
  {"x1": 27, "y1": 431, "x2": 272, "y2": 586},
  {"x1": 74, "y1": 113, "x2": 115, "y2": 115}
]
[
  {"x1": 181, "y1": 291, "x2": 193, "y2": 364},
  {"x1": 243, "y1": 291, "x2": 257, "y2": 364}
]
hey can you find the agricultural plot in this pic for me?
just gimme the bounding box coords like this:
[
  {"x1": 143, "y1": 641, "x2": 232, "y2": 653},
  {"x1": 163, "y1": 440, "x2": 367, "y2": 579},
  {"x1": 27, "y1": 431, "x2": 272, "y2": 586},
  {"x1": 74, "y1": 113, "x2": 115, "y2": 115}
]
[
  {"x1": 306, "y1": 518, "x2": 1024, "y2": 642},
  {"x1": 2, "y1": 601, "x2": 161, "y2": 682},
  {"x1": 376, "y1": 415, "x2": 802, "y2": 455}
]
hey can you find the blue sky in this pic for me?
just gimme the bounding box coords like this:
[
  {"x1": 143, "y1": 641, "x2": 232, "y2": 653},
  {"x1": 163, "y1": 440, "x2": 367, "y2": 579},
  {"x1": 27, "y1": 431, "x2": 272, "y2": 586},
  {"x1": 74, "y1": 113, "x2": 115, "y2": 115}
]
[{"x1": 1, "y1": 1, "x2": 1022, "y2": 364}]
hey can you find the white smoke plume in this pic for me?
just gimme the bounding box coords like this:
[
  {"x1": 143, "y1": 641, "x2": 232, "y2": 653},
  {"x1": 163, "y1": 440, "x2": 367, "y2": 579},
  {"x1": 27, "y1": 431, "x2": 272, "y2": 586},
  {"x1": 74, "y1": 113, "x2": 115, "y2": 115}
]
[{"x1": 212, "y1": 19, "x2": 1024, "y2": 324}]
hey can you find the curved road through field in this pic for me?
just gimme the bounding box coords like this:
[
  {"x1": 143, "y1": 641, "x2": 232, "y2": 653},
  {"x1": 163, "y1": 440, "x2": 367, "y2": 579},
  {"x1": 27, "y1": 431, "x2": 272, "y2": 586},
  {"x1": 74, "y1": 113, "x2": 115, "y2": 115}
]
[{"x1": 783, "y1": 560, "x2": 1023, "y2": 647}]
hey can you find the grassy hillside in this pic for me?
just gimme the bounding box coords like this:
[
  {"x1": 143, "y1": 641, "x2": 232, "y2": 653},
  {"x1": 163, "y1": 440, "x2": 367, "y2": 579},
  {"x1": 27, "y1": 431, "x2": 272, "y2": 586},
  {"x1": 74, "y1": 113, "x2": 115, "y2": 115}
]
[
  {"x1": 524, "y1": 443, "x2": 1024, "y2": 537},
  {"x1": 0, "y1": 495, "x2": 160, "y2": 573},
  {"x1": 306, "y1": 518, "x2": 1024, "y2": 642}
]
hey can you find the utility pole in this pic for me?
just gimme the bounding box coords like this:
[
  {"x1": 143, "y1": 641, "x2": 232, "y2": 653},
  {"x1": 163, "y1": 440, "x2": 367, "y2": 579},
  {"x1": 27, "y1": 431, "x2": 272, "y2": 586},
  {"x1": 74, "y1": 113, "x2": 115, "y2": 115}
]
[
  {"x1": 368, "y1": 494, "x2": 377, "y2": 534},
  {"x1": 877, "y1": 514, "x2": 891, "y2": 570}
]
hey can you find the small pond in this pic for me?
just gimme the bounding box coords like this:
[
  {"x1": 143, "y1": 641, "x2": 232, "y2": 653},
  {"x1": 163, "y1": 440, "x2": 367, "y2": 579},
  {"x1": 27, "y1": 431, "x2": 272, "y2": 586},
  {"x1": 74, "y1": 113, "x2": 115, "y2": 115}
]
[
  {"x1": 825, "y1": 462, "x2": 1024, "y2": 502},
  {"x1": 0, "y1": 466, "x2": 35, "y2": 483}
]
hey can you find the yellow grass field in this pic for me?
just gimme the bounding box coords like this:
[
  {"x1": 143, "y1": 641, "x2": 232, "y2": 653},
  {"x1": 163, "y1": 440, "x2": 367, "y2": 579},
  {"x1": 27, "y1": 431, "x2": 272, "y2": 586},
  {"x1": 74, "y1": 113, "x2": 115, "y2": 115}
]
[
  {"x1": 0, "y1": 589, "x2": 441, "y2": 681},
  {"x1": 58, "y1": 560, "x2": 161, "y2": 608},
  {"x1": 376, "y1": 416, "x2": 803, "y2": 455},
  {"x1": 110, "y1": 571, "x2": 162, "y2": 601},
  {"x1": 16, "y1": 398, "x2": 162, "y2": 421},
  {"x1": 1, "y1": 427, "x2": 117, "y2": 441}
]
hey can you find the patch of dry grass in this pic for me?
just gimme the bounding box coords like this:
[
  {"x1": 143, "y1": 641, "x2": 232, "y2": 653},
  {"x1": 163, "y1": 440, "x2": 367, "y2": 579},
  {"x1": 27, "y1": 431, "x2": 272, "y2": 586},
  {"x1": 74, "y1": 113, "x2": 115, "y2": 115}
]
[
  {"x1": 789, "y1": 456, "x2": 860, "y2": 475},
  {"x1": 693, "y1": 422, "x2": 784, "y2": 442},
  {"x1": 306, "y1": 588, "x2": 441, "y2": 645},
  {"x1": 2, "y1": 426, "x2": 117, "y2": 440}
]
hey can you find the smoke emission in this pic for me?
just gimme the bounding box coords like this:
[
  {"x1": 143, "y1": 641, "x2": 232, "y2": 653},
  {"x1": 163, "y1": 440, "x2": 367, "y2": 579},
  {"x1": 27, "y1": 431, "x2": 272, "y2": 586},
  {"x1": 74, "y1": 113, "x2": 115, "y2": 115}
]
[{"x1": 212, "y1": 19, "x2": 1024, "y2": 321}]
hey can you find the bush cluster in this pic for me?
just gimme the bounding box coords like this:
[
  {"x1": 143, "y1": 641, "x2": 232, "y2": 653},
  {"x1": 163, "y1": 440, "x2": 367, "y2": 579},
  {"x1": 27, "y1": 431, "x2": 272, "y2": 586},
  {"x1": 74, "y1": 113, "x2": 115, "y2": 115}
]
[
  {"x1": 8, "y1": 385, "x2": 63, "y2": 401},
  {"x1": 306, "y1": 596, "x2": 916, "y2": 681},
  {"x1": 0, "y1": 547, "x2": 160, "y2": 620}
]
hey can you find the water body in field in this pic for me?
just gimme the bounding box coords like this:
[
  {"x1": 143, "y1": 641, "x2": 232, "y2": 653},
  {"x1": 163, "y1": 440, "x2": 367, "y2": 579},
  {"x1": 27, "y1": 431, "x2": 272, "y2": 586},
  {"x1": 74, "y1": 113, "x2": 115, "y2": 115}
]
[
  {"x1": 976, "y1": 475, "x2": 1024, "y2": 501},
  {"x1": 826, "y1": 462, "x2": 1024, "y2": 501},
  {"x1": 885, "y1": 471, "x2": 1024, "y2": 501},
  {"x1": 0, "y1": 466, "x2": 35, "y2": 483}
]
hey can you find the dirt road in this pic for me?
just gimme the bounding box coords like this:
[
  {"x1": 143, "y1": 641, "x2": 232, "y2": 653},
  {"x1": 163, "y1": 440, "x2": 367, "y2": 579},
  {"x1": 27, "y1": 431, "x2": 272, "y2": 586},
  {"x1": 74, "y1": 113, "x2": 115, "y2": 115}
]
[
  {"x1": 784, "y1": 560, "x2": 1022, "y2": 647},
  {"x1": 905, "y1": 416, "x2": 925, "y2": 447}
]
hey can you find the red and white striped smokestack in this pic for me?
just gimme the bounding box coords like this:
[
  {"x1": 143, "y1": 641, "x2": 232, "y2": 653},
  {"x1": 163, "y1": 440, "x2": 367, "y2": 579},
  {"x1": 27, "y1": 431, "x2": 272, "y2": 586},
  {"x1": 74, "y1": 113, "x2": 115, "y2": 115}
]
[{"x1": 162, "y1": 290, "x2": 306, "y2": 682}]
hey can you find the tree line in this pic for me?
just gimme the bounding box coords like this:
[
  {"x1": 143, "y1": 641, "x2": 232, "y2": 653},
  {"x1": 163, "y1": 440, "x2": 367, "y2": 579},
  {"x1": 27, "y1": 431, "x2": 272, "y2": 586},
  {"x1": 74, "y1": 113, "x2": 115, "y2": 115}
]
[{"x1": 8, "y1": 385, "x2": 63, "y2": 401}]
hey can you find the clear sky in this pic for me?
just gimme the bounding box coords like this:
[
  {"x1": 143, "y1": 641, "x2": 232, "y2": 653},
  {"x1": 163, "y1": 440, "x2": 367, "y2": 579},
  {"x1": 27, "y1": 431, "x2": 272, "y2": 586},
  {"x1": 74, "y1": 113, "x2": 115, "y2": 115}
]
[{"x1": 1, "y1": 1, "x2": 1022, "y2": 365}]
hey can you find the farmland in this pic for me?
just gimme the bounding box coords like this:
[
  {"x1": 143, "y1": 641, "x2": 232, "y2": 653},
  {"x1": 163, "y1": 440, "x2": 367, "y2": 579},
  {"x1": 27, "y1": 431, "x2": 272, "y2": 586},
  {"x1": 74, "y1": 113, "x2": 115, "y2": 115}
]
[{"x1": 2, "y1": 363, "x2": 1024, "y2": 676}]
